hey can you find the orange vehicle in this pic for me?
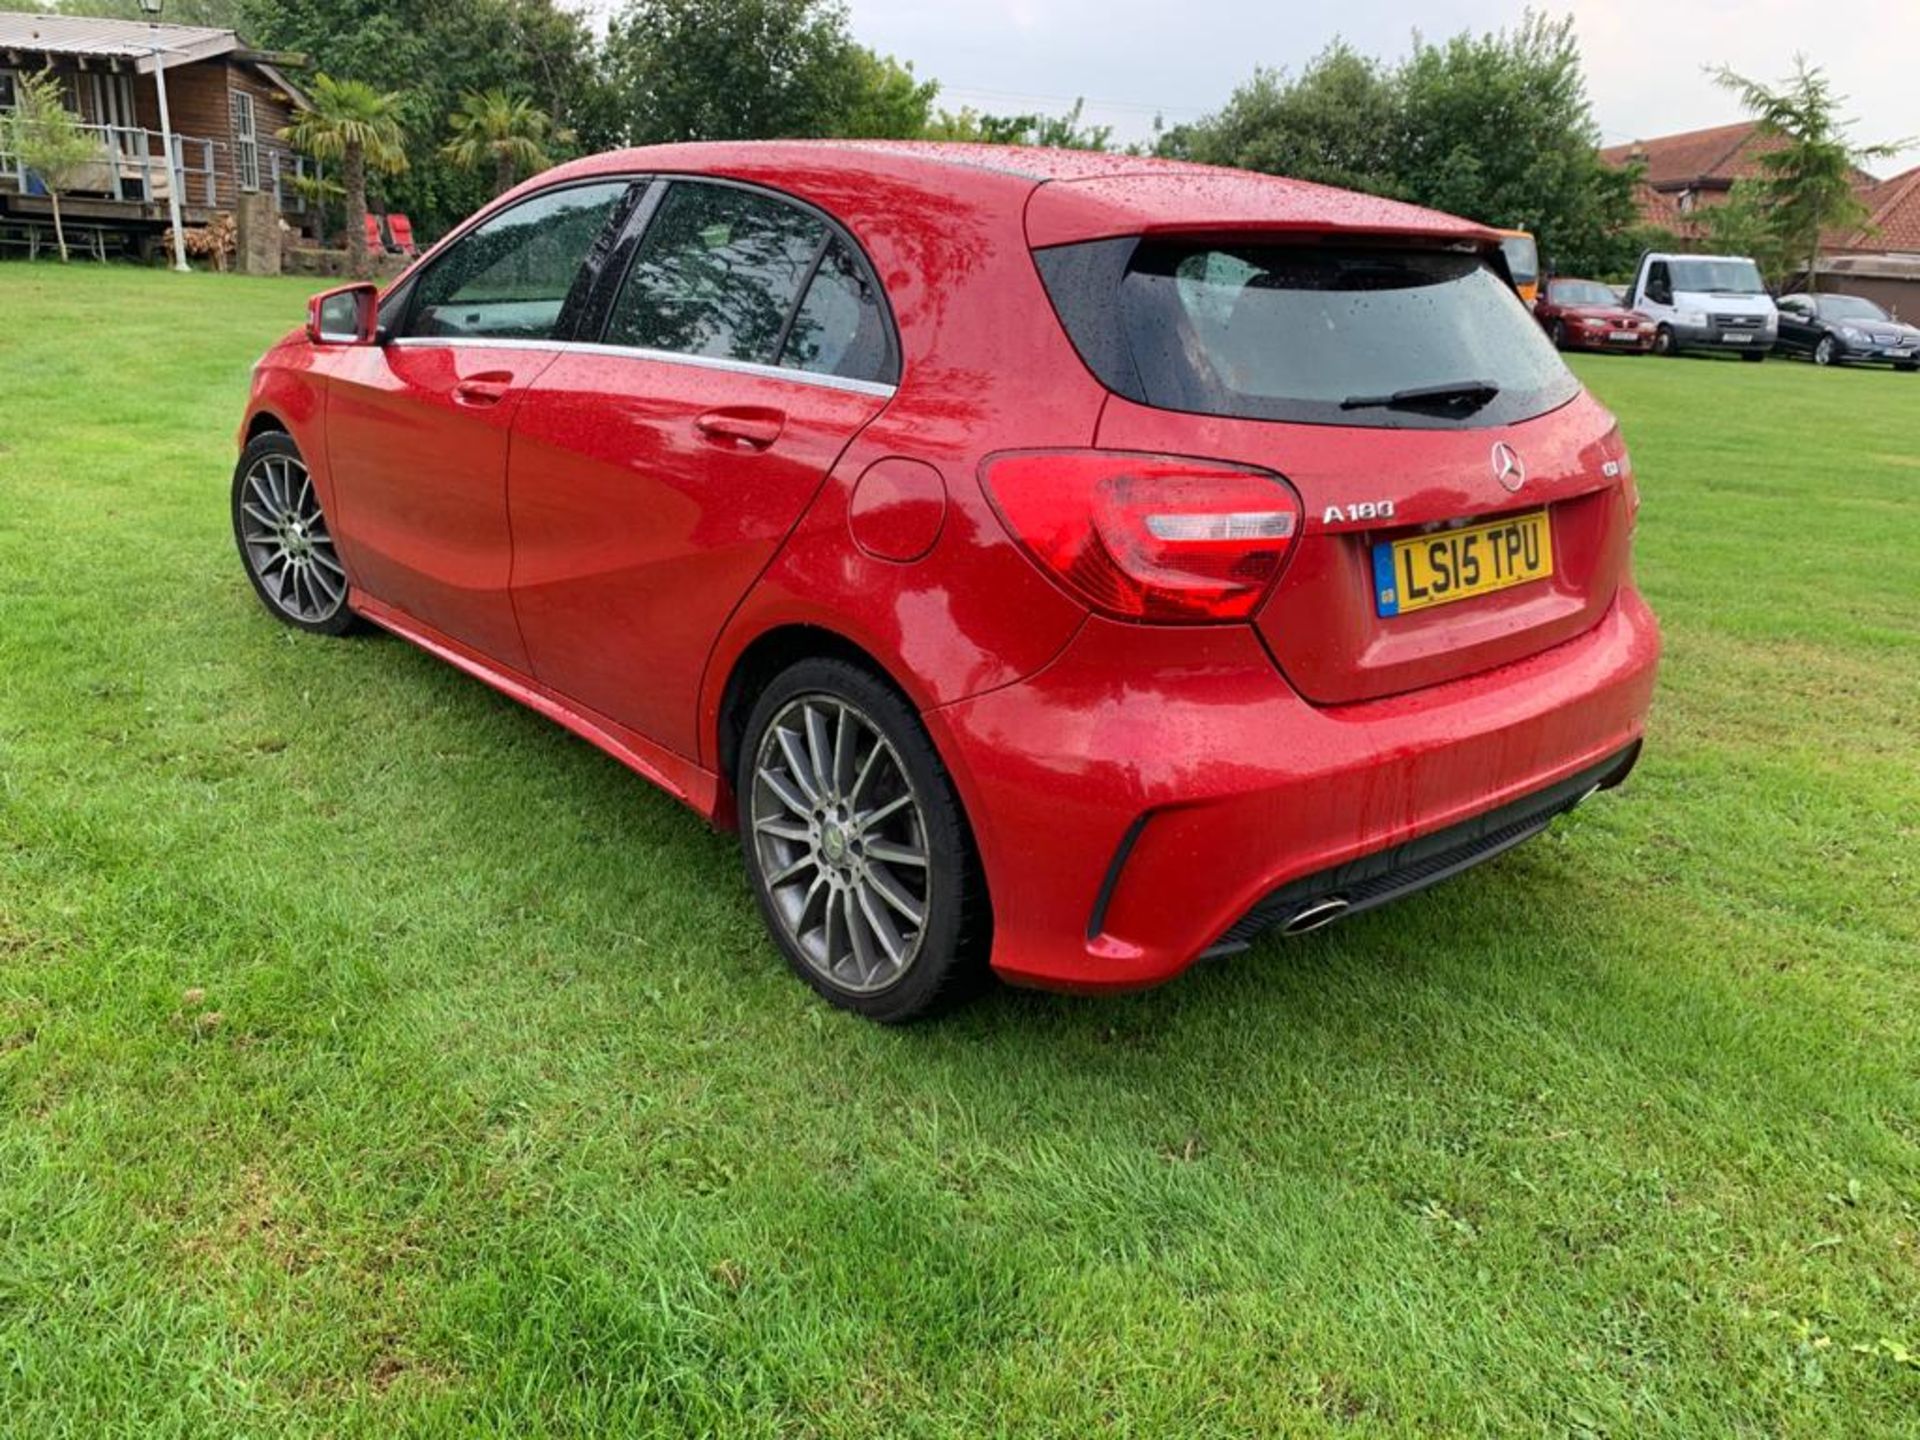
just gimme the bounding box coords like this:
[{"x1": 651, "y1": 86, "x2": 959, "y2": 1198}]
[{"x1": 1496, "y1": 229, "x2": 1540, "y2": 303}]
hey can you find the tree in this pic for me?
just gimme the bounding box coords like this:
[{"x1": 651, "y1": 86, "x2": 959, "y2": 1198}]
[
  {"x1": 1161, "y1": 13, "x2": 1643, "y2": 277},
  {"x1": 281, "y1": 73, "x2": 408, "y2": 278},
  {"x1": 1156, "y1": 45, "x2": 1399, "y2": 193},
  {"x1": 923, "y1": 98, "x2": 1113, "y2": 151},
  {"x1": 606, "y1": 0, "x2": 868, "y2": 144},
  {"x1": 1702, "y1": 179, "x2": 1791, "y2": 284},
  {"x1": 442, "y1": 89, "x2": 555, "y2": 196},
  {"x1": 1394, "y1": 13, "x2": 1640, "y2": 277},
  {"x1": 1711, "y1": 57, "x2": 1908, "y2": 292},
  {"x1": 242, "y1": 0, "x2": 611, "y2": 235},
  {"x1": 833, "y1": 48, "x2": 938, "y2": 140},
  {"x1": 1, "y1": 68, "x2": 105, "y2": 263},
  {"x1": 52, "y1": 0, "x2": 240, "y2": 23}
]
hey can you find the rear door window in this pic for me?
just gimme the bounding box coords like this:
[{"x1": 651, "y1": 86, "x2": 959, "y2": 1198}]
[
  {"x1": 605, "y1": 181, "x2": 821, "y2": 363},
  {"x1": 604, "y1": 181, "x2": 897, "y2": 383},
  {"x1": 1041, "y1": 240, "x2": 1578, "y2": 429}
]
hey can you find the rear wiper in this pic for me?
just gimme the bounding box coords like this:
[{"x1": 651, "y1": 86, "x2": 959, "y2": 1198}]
[{"x1": 1340, "y1": 379, "x2": 1500, "y2": 413}]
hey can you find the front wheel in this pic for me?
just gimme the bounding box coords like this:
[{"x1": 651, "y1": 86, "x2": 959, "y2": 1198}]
[
  {"x1": 738, "y1": 658, "x2": 991, "y2": 1022},
  {"x1": 1651, "y1": 325, "x2": 1676, "y2": 357},
  {"x1": 1813, "y1": 336, "x2": 1837, "y2": 366},
  {"x1": 232, "y1": 431, "x2": 359, "y2": 635},
  {"x1": 1549, "y1": 319, "x2": 1567, "y2": 350}
]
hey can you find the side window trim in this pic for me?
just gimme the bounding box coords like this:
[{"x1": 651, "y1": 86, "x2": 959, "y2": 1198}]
[
  {"x1": 572, "y1": 177, "x2": 669, "y2": 345},
  {"x1": 394, "y1": 177, "x2": 645, "y2": 343},
  {"x1": 565, "y1": 339, "x2": 898, "y2": 398},
  {"x1": 586, "y1": 174, "x2": 901, "y2": 385},
  {"x1": 769, "y1": 230, "x2": 835, "y2": 369}
]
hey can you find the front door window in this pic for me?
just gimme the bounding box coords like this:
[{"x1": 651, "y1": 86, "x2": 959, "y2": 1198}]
[{"x1": 399, "y1": 182, "x2": 633, "y2": 341}]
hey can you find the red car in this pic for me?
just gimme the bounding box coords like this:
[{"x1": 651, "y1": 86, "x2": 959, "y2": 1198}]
[
  {"x1": 1534, "y1": 277, "x2": 1657, "y2": 353},
  {"x1": 235, "y1": 143, "x2": 1659, "y2": 1021}
]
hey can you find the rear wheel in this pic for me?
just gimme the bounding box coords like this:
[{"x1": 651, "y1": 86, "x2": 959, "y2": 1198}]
[
  {"x1": 1652, "y1": 325, "x2": 1676, "y2": 357},
  {"x1": 232, "y1": 432, "x2": 358, "y2": 635},
  {"x1": 1813, "y1": 336, "x2": 1837, "y2": 366},
  {"x1": 738, "y1": 658, "x2": 990, "y2": 1022}
]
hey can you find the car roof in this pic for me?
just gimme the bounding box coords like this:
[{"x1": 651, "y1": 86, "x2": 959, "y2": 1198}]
[{"x1": 540, "y1": 140, "x2": 1502, "y2": 248}]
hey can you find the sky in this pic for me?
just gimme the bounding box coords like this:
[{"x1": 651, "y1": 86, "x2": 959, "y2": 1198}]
[{"x1": 827, "y1": 0, "x2": 1920, "y2": 173}]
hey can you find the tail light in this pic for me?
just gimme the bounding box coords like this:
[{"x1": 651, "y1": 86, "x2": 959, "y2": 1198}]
[{"x1": 979, "y1": 450, "x2": 1302, "y2": 622}]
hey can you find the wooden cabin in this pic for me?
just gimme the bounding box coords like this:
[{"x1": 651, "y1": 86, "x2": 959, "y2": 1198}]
[{"x1": 0, "y1": 12, "x2": 315, "y2": 258}]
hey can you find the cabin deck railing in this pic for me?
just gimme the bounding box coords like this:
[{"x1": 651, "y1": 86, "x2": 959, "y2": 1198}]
[{"x1": 1, "y1": 123, "x2": 221, "y2": 209}]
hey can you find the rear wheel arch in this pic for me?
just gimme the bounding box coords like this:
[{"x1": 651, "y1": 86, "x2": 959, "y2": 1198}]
[{"x1": 715, "y1": 624, "x2": 924, "y2": 795}]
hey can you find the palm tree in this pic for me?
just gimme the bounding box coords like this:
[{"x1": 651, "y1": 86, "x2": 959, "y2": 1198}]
[
  {"x1": 281, "y1": 75, "x2": 409, "y2": 280},
  {"x1": 441, "y1": 90, "x2": 555, "y2": 197}
]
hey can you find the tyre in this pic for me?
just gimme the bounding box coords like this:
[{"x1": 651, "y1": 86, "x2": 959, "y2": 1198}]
[
  {"x1": 232, "y1": 432, "x2": 359, "y2": 635},
  {"x1": 1549, "y1": 319, "x2": 1567, "y2": 350},
  {"x1": 1897, "y1": 362, "x2": 1918, "y2": 373},
  {"x1": 1741, "y1": 350, "x2": 1767, "y2": 363},
  {"x1": 737, "y1": 658, "x2": 991, "y2": 1022},
  {"x1": 1813, "y1": 336, "x2": 1837, "y2": 366},
  {"x1": 1652, "y1": 325, "x2": 1676, "y2": 357}
]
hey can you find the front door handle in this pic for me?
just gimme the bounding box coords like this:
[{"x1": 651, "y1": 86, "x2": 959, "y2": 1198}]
[
  {"x1": 454, "y1": 372, "x2": 515, "y2": 407},
  {"x1": 695, "y1": 407, "x2": 785, "y2": 450}
]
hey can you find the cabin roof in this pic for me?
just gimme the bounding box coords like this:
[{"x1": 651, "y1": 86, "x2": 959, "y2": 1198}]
[{"x1": 0, "y1": 11, "x2": 241, "y2": 71}]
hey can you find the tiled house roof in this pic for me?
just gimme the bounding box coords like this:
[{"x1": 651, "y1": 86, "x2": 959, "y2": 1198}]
[{"x1": 1845, "y1": 165, "x2": 1920, "y2": 252}]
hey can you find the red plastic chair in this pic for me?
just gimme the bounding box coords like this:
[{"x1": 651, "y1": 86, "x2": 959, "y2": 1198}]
[
  {"x1": 363, "y1": 213, "x2": 386, "y2": 254},
  {"x1": 386, "y1": 213, "x2": 419, "y2": 257}
]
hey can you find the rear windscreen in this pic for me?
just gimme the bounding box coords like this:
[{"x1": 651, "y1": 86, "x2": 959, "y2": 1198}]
[{"x1": 1037, "y1": 239, "x2": 1580, "y2": 429}]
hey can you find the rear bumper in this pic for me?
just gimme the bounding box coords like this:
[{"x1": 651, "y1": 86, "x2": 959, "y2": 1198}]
[{"x1": 927, "y1": 587, "x2": 1660, "y2": 992}]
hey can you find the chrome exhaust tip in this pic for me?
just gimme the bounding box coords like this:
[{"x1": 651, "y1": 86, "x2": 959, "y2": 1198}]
[{"x1": 1282, "y1": 896, "x2": 1352, "y2": 935}]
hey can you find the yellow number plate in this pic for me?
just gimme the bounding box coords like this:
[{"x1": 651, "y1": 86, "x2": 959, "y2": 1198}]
[{"x1": 1373, "y1": 510, "x2": 1553, "y2": 616}]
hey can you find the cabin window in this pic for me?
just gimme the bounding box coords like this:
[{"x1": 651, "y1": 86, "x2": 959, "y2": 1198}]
[
  {"x1": 78, "y1": 71, "x2": 136, "y2": 140},
  {"x1": 0, "y1": 71, "x2": 17, "y2": 112},
  {"x1": 231, "y1": 90, "x2": 260, "y2": 193}
]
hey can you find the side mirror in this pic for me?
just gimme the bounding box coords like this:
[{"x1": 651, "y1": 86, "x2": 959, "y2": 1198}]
[{"x1": 307, "y1": 282, "x2": 381, "y2": 345}]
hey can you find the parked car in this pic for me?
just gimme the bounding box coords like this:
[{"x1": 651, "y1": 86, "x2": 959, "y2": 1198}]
[
  {"x1": 1775, "y1": 292, "x2": 1920, "y2": 370},
  {"x1": 234, "y1": 143, "x2": 1659, "y2": 1021},
  {"x1": 1625, "y1": 251, "x2": 1777, "y2": 359},
  {"x1": 1534, "y1": 277, "x2": 1657, "y2": 352}
]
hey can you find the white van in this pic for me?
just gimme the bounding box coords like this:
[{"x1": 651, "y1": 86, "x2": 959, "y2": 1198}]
[{"x1": 1625, "y1": 252, "x2": 1778, "y2": 360}]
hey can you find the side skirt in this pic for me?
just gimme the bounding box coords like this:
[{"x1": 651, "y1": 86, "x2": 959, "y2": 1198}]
[{"x1": 351, "y1": 592, "x2": 725, "y2": 825}]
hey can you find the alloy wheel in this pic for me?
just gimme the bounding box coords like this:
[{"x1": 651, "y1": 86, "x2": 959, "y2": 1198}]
[
  {"x1": 1814, "y1": 337, "x2": 1835, "y2": 366},
  {"x1": 237, "y1": 452, "x2": 346, "y2": 624},
  {"x1": 748, "y1": 694, "x2": 931, "y2": 995}
]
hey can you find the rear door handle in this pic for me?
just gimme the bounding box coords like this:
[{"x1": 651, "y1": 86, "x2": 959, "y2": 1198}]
[
  {"x1": 695, "y1": 407, "x2": 785, "y2": 450},
  {"x1": 454, "y1": 371, "x2": 515, "y2": 407}
]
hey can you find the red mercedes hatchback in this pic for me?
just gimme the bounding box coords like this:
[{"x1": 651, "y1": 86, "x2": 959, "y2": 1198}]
[{"x1": 234, "y1": 142, "x2": 1659, "y2": 1021}]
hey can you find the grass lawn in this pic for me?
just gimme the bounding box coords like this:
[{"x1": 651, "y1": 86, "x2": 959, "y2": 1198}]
[{"x1": 1, "y1": 262, "x2": 1916, "y2": 1438}]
